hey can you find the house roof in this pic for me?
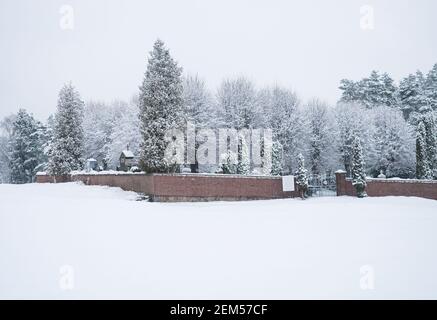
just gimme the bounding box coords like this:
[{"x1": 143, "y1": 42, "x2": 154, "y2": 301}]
[{"x1": 121, "y1": 150, "x2": 135, "y2": 158}]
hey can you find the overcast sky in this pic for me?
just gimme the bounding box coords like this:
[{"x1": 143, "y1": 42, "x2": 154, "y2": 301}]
[{"x1": 1, "y1": 0, "x2": 436, "y2": 120}]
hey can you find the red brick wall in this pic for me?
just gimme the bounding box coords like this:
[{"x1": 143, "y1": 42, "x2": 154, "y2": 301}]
[
  {"x1": 35, "y1": 175, "x2": 71, "y2": 183},
  {"x1": 152, "y1": 174, "x2": 295, "y2": 201},
  {"x1": 37, "y1": 173, "x2": 297, "y2": 201},
  {"x1": 71, "y1": 174, "x2": 155, "y2": 194},
  {"x1": 335, "y1": 171, "x2": 437, "y2": 200}
]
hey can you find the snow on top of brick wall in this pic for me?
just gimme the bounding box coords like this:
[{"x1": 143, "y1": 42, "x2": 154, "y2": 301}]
[
  {"x1": 71, "y1": 170, "x2": 146, "y2": 176},
  {"x1": 345, "y1": 176, "x2": 437, "y2": 184},
  {"x1": 67, "y1": 171, "x2": 284, "y2": 180}
]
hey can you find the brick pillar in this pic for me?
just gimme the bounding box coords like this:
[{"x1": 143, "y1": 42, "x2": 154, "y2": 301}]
[{"x1": 335, "y1": 170, "x2": 347, "y2": 196}]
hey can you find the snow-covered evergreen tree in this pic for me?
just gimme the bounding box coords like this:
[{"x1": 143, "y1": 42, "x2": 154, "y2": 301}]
[
  {"x1": 411, "y1": 113, "x2": 437, "y2": 180},
  {"x1": 399, "y1": 71, "x2": 428, "y2": 120},
  {"x1": 340, "y1": 71, "x2": 398, "y2": 109},
  {"x1": 307, "y1": 101, "x2": 325, "y2": 175},
  {"x1": 416, "y1": 120, "x2": 432, "y2": 179},
  {"x1": 425, "y1": 63, "x2": 437, "y2": 110},
  {"x1": 270, "y1": 140, "x2": 283, "y2": 176},
  {"x1": 9, "y1": 109, "x2": 45, "y2": 183},
  {"x1": 236, "y1": 136, "x2": 250, "y2": 175},
  {"x1": 295, "y1": 153, "x2": 308, "y2": 199},
  {"x1": 38, "y1": 115, "x2": 55, "y2": 172},
  {"x1": 380, "y1": 73, "x2": 398, "y2": 107},
  {"x1": 422, "y1": 113, "x2": 436, "y2": 178},
  {"x1": 47, "y1": 83, "x2": 85, "y2": 176},
  {"x1": 361, "y1": 71, "x2": 386, "y2": 108},
  {"x1": 38, "y1": 118, "x2": 52, "y2": 170},
  {"x1": 339, "y1": 79, "x2": 360, "y2": 102},
  {"x1": 139, "y1": 39, "x2": 183, "y2": 173},
  {"x1": 351, "y1": 133, "x2": 367, "y2": 197}
]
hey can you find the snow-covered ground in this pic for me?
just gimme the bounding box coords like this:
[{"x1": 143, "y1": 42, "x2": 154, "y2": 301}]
[{"x1": 0, "y1": 182, "x2": 436, "y2": 299}]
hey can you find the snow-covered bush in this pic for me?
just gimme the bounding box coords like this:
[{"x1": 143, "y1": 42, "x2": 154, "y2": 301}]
[{"x1": 220, "y1": 150, "x2": 238, "y2": 174}]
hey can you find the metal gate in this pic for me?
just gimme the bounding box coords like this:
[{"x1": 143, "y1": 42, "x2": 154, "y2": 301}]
[{"x1": 307, "y1": 173, "x2": 336, "y2": 197}]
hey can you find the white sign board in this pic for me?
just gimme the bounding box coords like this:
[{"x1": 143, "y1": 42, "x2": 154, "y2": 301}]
[{"x1": 282, "y1": 175, "x2": 295, "y2": 192}]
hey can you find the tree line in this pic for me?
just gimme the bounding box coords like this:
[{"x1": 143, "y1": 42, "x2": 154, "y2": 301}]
[{"x1": 0, "y1": 39, "x2": 436, "y2": 183}]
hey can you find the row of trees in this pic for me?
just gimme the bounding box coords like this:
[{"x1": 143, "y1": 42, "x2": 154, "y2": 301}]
[
  {"x1": 0, "y1": 39, "x2": 436, "y2": 183},
  {"x1": 339, "y1": 66, "x2": 437, "y2": 120},
  {"x1": 339, "y1": 66, "x2": 437, "y2": 180}
]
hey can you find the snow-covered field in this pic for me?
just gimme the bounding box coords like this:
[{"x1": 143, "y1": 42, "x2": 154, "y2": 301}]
[{"x1": 0, "y1": 182, "x2": 436, "y2": 299}]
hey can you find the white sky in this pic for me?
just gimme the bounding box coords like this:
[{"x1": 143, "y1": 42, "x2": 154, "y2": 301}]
[{"x1": 1, "y1": 0, "x2": 436, "y2": 121}]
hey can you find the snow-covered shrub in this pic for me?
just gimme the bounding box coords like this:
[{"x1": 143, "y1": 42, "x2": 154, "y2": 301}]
[{"x1": 220, "y1": 150, "x2": 238, "y2": 174}]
